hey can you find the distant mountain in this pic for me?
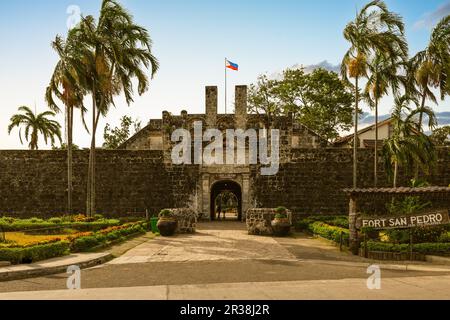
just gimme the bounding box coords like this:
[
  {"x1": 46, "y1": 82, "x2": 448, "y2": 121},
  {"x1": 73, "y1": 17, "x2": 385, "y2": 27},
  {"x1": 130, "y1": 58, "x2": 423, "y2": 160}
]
[
  {"x1": 359, "y1": 111, "x2": 450, "y2": 127},
  {"x1": 270, "y1": 60, "x2": 341, "y2": 80}
]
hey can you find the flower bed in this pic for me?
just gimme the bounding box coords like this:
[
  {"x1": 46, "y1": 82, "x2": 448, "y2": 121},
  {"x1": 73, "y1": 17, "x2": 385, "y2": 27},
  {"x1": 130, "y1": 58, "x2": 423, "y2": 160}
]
[
  {"x1": 0, "y1": 220, "x2": 150, "y2": 264},
  {"x1": 69, "y1": 222, "x2": 149, "y2": 252}
]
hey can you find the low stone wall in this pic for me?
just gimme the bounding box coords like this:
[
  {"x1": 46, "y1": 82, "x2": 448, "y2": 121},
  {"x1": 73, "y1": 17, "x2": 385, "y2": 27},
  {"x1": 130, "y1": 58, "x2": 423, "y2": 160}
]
[
  {"x1": 246, "y1": 208, "x2": 292, "y2": 236},
  {"x1": 167, "y1": 208, "x2": 197, "y2": 233}
]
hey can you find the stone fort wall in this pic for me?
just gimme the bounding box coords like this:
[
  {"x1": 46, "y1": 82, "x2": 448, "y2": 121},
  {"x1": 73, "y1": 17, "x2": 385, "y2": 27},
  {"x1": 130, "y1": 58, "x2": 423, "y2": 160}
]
[
  {"x1": 251, "y1": 147, "x2": 450, "y2": 216},
  {"x1": 0, "y1": 150, "x2": 200, "y2": 218},
  {"x1": 0, "y1": 147, "x2": 449, "y2": 218}
]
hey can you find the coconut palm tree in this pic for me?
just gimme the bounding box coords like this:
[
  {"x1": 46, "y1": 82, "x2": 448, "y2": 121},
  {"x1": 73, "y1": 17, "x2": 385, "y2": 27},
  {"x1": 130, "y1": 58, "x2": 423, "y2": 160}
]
[
  {"x1": 8, "y1": 106, "x2": 62, "y2": 150},
  {"x1": 382, "y1": 96, "x2": 437, "y2": 187},
  {"x1": 46, "y1": 30, "x2": 88, "y2": 215},
  {"x1": 341, "y1": 0, "x2": 408, "y2": 188},
  {"x1": 364, "y1": 50, "x2": 407, "y2": 186},
  {"x1": 77, "y1": 0, "x2": 159, "y2": 216},
  {"x1": 411, "y1": 15, "x2": 450, "y2": 132}
]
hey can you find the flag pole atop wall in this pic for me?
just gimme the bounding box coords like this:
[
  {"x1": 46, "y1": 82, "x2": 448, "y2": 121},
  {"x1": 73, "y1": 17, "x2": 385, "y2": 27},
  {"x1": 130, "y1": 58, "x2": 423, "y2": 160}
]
[{"x1": 225, "y1": 57, "x2": 227, "y2": 114}]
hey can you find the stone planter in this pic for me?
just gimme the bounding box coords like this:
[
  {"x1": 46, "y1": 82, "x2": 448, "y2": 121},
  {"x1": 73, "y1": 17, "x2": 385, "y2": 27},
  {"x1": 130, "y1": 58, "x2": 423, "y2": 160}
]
[
  {"x1": 271, "y1": 218, "x2": 291, "y2": 237},
  {"x1": 157, "y1": 217, "x2": 178, "y2": 237}
]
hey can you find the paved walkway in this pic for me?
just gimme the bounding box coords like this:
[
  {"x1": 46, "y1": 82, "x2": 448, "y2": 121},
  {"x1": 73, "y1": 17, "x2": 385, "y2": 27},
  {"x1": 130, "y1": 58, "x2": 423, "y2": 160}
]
[
  {"x1": 108, "y1": 222, "x2": 297, "y2": 265},
  {"x1": 2, "y1": 275, "x2": 450, "y2": 300}
]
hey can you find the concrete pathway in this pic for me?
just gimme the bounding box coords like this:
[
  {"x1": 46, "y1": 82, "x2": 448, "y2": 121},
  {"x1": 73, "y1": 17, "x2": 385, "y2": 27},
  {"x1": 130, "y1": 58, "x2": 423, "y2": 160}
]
[
  {"x1": 1, "y1": 275, "x2": 449, "y2": 300},
  {"x1": 0, "y1": 252, "x2": 112, "y2": 282},
  {"x1": 108, "y1": 222, "x2": 296, "y2": 265}
]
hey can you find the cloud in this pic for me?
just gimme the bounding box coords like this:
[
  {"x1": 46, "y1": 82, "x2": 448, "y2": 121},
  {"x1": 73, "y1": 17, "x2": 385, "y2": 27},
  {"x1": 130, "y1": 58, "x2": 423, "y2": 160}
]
[{"x1": 414, "y1": 2, "x2": 450, "y2": 30}]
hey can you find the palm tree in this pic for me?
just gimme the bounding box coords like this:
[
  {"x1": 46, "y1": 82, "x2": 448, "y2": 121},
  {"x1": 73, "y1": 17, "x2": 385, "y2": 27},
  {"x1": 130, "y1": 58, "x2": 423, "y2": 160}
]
[
  {"x1": 77, "y1": 0, "x2": 159, "y2": 216},
  {"x1": 382, "y1": 96, "x2": 437, "y2": 187},
  {"x1": 364, "y1": 50, "x2": 407, "y2": 186},
  {"x1": 341, "y1": 0, "x2": 408, "y2": 188},
  {"x1": 46, "y1": 30, "x2": 88, "y2": 215},
  {"x1": 8, "y1": 106, "x2": 62, "y2": 150},
  {"x1": 411, "y1": 15, "x2": 450, "y2": 132}
]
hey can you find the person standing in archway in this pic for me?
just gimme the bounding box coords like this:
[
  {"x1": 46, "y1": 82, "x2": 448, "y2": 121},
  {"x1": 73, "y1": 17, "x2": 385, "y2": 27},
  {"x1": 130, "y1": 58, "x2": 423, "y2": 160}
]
[{"x1": 216, "y1": 202, "x2": 222, "y2": 220}]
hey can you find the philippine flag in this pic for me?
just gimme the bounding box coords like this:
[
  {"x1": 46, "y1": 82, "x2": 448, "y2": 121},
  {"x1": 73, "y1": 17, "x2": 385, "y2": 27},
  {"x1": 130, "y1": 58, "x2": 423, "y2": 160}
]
[{"x1": 226, "y1": 60, "x2": 239, "y2": 71}]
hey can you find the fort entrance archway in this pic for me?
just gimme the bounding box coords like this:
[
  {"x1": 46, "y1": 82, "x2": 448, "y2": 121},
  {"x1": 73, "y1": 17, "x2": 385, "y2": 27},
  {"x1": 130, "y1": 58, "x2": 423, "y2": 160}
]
[{"x1": 210, "y1": 180, "x2": 242, "y2": 221}]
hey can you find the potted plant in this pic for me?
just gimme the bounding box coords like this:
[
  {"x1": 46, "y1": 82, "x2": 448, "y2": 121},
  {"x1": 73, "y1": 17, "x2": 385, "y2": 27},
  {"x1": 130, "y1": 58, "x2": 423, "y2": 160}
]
[
  {"x1": 157, "y1": 209, "x2": 178, "y2": 237},
  {"x1": 271, "y1": 206, "x2": 291, "y2": 237}
]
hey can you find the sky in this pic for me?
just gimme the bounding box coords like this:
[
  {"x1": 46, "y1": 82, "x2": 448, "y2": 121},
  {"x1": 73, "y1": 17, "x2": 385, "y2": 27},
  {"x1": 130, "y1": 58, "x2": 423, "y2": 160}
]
[{"x1": 1, "y1": 0, "x2": 450, "y2": 149}]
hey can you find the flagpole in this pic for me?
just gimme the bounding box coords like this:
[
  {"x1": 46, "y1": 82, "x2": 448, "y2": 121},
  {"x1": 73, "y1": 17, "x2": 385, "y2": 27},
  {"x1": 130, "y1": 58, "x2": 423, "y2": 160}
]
[{"x1": 225, "y1": 57, "x2": 227, "y2": 114}]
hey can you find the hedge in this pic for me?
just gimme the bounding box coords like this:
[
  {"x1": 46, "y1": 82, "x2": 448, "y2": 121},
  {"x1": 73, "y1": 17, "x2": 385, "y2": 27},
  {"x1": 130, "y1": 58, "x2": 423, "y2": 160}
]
[
  {"x1": 308, "y1": 222, "x2": 350, "y2": 246},
  {"x1": 0, "y1": 241, "x2": 70, "y2": 264},
  {"x1": 0, "y1": 219, "x2": 121, "y2": 232},
  {"x1": 70, "y1": 222, "x2": 148, "y2": 252},
  {"x1": 366, "y1": 241, "x2": 450, "y2": 255},
  {"x1": 295, "y1": 215, "x2": 349, "y2": 230}
]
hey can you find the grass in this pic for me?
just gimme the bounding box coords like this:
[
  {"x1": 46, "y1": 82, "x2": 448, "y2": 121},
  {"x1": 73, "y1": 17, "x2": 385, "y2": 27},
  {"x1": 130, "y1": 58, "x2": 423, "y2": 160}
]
[{"x1": 5, "y1": 232, "x2": 71, "y2": 246}]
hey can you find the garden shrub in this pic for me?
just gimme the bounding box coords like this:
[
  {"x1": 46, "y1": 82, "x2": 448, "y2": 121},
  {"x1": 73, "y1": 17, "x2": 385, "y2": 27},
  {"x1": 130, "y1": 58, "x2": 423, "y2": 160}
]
[
  {"x1": 0, "y1": 218, "x2": 121, "y2": 232},
  {"x1": 385, "y1": 226, "x2": 447, "y2": 244},
  {"x1": 48, "y1": 217, "x2": 62, "y2": 224},
  {"x1": 308, "y1": 222, "x2": 349, "y2": 246},
  {"x1": 70, "y1": 222, "x2": 148, "y2": 252},
  {"x1": 438, "y1": 232, "x2": 450, "y2": 243},
  {"x1": 0, "y1": 241, "x2": 70, "y2": 264},
  {"x1": 93, "y1": 214, "x2": 104, "y2": 221},
  {"x1": 70, "y1": 236, "x2": 100, "y2": 252},
  {"x1": 295, "y1": 215, "x2": 349, "y2": 231}
]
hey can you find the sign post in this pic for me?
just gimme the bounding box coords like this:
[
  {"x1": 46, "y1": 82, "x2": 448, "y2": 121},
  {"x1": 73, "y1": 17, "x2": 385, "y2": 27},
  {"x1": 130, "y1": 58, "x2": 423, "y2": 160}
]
[{"x1": 356, "y1": 210, "x2": 450, "y2": 230}]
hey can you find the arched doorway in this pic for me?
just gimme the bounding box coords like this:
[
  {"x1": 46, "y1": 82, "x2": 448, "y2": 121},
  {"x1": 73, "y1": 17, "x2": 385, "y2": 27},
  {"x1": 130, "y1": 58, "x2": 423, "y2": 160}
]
[{"x1": 210, "y1": 180, "x2": 242, "y2": 221}]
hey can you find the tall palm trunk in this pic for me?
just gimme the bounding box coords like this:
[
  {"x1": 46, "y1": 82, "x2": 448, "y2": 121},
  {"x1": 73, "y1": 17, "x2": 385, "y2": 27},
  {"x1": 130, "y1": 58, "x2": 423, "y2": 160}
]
[
  {"x1": 67, "y1": 106, "x2": 74, "y2": 215},
  {"x1": 87, "y1": 85, "x2": 96, "y2": 217},
  {"x1": 414, "y1": 91, "x2": 427, "y2": 180},
  {"x1": 353, "y1": 76, "x2": 359, "y2": 189},
  {"x1": 374, "y1": 98, "x2": 379, "y2": 187},
  {"x1": 393, "y1": 161, "x2": 398, "y2": 188}
]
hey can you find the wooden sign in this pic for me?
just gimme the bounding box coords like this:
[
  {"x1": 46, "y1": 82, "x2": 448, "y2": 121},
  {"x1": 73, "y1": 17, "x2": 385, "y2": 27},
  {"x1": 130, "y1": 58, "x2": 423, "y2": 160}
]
[{"x1": 356, "y1": 210, "x2": 450, "y2": 230}]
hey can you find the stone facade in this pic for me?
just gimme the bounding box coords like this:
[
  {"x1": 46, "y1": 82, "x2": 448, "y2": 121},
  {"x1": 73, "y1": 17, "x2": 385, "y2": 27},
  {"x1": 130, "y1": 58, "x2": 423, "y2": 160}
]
[
  {"x1": 0, "y1": 150, "x2": 199, "y2": 218},
  {"x1": 166, "y1": 208, "x2": 198, "y2": 233},
  {"x1": 0, "y1": 148, "x2": 449, "y2": 219},
  {"x1": 0, "y1": 85, "x2": 449, "y2": 220}
]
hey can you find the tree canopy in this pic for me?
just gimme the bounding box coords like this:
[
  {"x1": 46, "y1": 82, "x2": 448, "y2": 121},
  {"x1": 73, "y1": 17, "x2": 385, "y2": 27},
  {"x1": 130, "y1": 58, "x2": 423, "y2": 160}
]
[{"x1": 248, "y1": 68, "x2": 354, "y2": 142}]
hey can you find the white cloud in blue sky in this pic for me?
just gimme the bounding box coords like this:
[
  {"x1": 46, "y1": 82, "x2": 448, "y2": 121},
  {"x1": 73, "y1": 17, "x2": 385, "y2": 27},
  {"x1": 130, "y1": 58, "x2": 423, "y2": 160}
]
[{"x1": 414, "y1": 1, "x2": 450, "y2": 29}]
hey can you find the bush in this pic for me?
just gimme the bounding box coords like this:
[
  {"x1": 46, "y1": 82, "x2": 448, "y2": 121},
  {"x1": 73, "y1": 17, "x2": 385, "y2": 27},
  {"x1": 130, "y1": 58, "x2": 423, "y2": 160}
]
[
  {"x1": 0, "y1": 218, "x2": 121, "y2": 232},
  {"x1": 159, "y1": 209, "x2": 173, "y2": 218},
  {"x1": 295, "y1": 215, "x2": 349, "y2": 231},
  {"x1": 48, "y1": 217, "x2": 62, "y2": 224},
  {"x1": 438, "y1": 232, "x2": 450, "y2": 243},
  {"x1": 70, "y1": 222, "x2": 148, "y2": 252},
  {"x1": 93, "y1": 214, "x2": 104, "y2": 221},
  {"x1": 385, "y1": 226, "x2": 447, "y2": 244},
  {"x1": 0, "y1": 241, "x2": 70, "y2": 264},
  {"x1": 70, "y1": 236, "x2": 100, "y2": 252},
  {"x1": 308, "y1": 222, "x2": 349, "y2": 246},
  {"x1": 275, "y1": 207, "x2": 288, "y2": 218}
]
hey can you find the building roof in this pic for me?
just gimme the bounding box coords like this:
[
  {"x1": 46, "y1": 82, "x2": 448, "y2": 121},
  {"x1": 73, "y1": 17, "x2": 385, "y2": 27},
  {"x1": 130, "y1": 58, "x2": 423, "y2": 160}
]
[
  {"x1": 333, "y1": 117, "x2": 393, "y2": 145},
  {"x1": 343, "y1": 186, "x2": 450, "y2": 196}
]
